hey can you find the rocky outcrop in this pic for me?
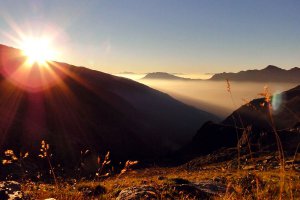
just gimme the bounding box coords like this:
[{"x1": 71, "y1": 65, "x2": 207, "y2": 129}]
[
  {"x1": 116, "y1": 179, "x2": 228, "y2": 200},
  {"x1": 116, "y1": 185, "x2": 158, "y2": 200}
]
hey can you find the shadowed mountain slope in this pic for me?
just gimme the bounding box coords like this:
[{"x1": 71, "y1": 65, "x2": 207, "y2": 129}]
[
  {"x1": 0, "y1": 44, "x2": 218, "y2": 164},
  {"x1": 179, "y1": 85, "x2": 300, "y2": 160},
  {"x1": 222, "y1": 85, "x2": 300, "y2": 130}
]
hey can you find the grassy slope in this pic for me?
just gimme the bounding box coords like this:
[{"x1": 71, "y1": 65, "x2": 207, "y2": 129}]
[{"x1": 22, "y1": 159, "x2": 300, "y2": 199}]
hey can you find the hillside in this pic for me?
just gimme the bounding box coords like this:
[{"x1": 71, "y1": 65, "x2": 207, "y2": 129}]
[
  {"x1": 210, "y1": 65, "x2": 300, "y2": 82},
  {"x1": 0, "y1": 44, "x2": 218, "y2": 165},
  {"x1": 178, "y1": 85, "x2": 300, "y2": 160}
]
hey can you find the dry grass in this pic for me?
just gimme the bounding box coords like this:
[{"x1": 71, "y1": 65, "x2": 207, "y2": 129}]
[{"x1": 21, "y1": 166, "x2": 300, "y2": 199}]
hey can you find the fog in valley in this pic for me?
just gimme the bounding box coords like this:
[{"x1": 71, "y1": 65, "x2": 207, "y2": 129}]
[{"x1": 138, "y1": 80, "x2": 299, "y2": 119}]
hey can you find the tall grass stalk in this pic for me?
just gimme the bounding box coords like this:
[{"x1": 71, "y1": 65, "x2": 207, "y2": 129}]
[
  {"x1": 260, "y1": 86, "x2": 286, "y2": 200},
  {"x1": 226, "y1": 79, "x2": 253, "y2": 169},
  {"x1": 39, "y1": 140, "x2": 58, "y2": 188}
]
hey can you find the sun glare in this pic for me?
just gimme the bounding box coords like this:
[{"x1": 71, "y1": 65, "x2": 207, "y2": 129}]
[{"x1": 21, "y1": 38, "x2": 57, "y2": 65}]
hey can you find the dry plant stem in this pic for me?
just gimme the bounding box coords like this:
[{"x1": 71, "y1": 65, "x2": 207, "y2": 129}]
[
  {"x1": 232, "y1": 115, "x2": 241, "y2": 170},
  {"x1": 267, "y1": 104, "x2": 285, "y2": 200},
  {"x1": 47, "y1": 155, "x2": 58, "y2": 188},
  {"x1": 40, "y1": 141, "x2": 59, "y2": 188},
  {"x1": 288, "y1": 179, "x2": 294, "y2": 200},
  {"x1": 227, "y1": 81, "x2": 242, "y2": 170},
  {"x1": 267, "y1": 106, "x2": 285, "y2": 168},
  {"x1": 256, "y1": 177, "x2": 260, "y2": 200},
  {"x1": 226, "y1": 79, "x2": 253, "y2": 167},
  {"x1": 292, "y1": 143, "x2": 300, "y2": 169},
  {"x1": 245, "y1": 127, "x2": 253, "y2": 161},
  {"x1": 19, "y1": 159, "x2": 26, "y2": 180}
]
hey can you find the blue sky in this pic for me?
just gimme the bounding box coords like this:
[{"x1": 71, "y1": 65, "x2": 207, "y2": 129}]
[{"x1": 1, "y1": 0, "x2": 300, "y2": 74}]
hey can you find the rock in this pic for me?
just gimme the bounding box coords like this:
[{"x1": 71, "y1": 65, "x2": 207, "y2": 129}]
[
  {"x1": 166, "y1": 184, "x2": 211, "y2": 199},
  {"x1": 77, "y1": 184, "x2": 106, "y2": 197},
  {"x1": 162, "y1": 180, "x2": 228, "y2": 199},
  {"x1": 242, "y1": 165, "x2": 255, "y2": 170},
  {"x1": 263, "y1": 160, "x2": 268, "y2": 164},
  {"x1": 116, "y1": 185, "x2": 158, "y2": 200},
  {"x1": 213, "y1": 176, "x2": 227, "y2": 184},
  {"x1": 157, "y1": 176, "x2": 165, "y2": 181},
  {"x1": 117, "y1": 180, "x2": 228, "y2": 200},
  {"x1": 195, "y1": 180, "x2": 228, "y2": 196},
  {"x1": 0, "y1": 181, "x2": 23, "y2": 200},
  {"x1": 167, "y1": 178, "x2": 190, "y2": 184},
  {"x1": 265, "y1": 156, "x2": 273, "y2": 160},
  {"x1": 93, "y1": 185, "x2": 106, "y2": 196}
]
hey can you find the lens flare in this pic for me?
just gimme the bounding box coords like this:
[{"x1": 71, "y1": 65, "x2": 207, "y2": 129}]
[{"x1": 271, "y1": 91, "x2": 283, "y2": 112}]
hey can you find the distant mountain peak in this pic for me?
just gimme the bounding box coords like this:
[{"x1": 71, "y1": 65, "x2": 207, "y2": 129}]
[
  {"x1": 264, "y1": 65, "x2": 282, "y2": 71},
  {"x1": 142, "y1": 72, "x2": 190, "y2": 80},
  {"x1": 290, "y1": 67, "x2": 300, "y2": 71}
]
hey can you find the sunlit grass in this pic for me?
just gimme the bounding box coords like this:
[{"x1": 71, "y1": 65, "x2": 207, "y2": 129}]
[{"x1": 20, "y1": 167, "x2": 299, "y2": 199}]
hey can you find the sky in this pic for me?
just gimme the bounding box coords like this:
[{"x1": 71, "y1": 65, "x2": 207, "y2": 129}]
[{"x1": 0, "y1": 0, "x2": 300, "y2": 74}]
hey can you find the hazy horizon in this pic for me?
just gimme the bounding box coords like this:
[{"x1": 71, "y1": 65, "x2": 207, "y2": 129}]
[
  {"x1": 114, "y1": 65, "x2": 300, "y2": 81},
  {"x1": 115, "y1": 72, "x2": 214, "y2": 80},
  {"x1": 114, "y1": 69, "x2": 300, "y2": 118},
  {"x1": 138, "y1": 79, "x2": 298, "y2": 118}
]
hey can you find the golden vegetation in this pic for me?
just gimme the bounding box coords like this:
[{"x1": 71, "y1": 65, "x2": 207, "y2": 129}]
[
  {"x1": 19, "y1": 167, "x2": 299, "y2": 199},
  {"x1": 2, "y1": 150, "x2": 29, "y2": 165},
  {"x1": 38, "y1": 140, "x2": 58, "y2": 188}
]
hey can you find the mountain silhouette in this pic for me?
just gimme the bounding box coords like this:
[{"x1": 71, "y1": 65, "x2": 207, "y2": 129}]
[
  {"x1": 142, "y1": 72, "x2": 191, "y2": 80},
  {"x1": 0, "y1": 44, "x2": 218, "y2": 165},
  {"x1": 141, "y1": 65, "x2": 300, "y2": 83},
  {"x1": 210, "y1": 65, "x2": 300, "y2": 82},
  {"x1": 223, "y1": 84, "x2": 300, "y2": 130},
  {"x1": 179, "y1": 85, "x2": 300, "y2": 159}
]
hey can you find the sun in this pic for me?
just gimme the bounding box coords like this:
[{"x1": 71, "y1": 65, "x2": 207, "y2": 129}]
[{"x1": 21, "y1": 37, "x2": 57, "y2": 65}]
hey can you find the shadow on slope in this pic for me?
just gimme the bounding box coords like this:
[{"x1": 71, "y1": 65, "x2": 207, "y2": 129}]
[{"x1": 0, "y1": 44, "x2": 218, "y2": 168}]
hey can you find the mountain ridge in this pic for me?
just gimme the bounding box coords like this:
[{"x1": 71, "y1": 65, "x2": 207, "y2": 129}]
[
  {"x1": 0, "y1": 44, "x2": 218, "y2": 164},
  {"x1": 210, "y1": 65, "x2": 300, "y2": 82},
  {"x1": 141, "y1": 65, "x2": 300, "y2": 82}
]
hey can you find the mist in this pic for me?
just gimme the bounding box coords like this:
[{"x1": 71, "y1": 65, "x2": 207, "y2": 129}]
[{"x1": 138, "y1": 80, "x2": 299, "y2": 119}]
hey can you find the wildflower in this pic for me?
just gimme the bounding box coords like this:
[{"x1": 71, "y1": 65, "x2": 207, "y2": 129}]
[
  {"x1": 2, "y1": 160, "x2": 12, "y2": 165},
  {"x1": 96, "y1": 151, "x2": 111, "y2": 176},
  {"x1": 4, "y1": 150, "x2": 14, "y2": 156},
  {"x1": 23, "y1": 152, "x2": 29, "y2": 158},
  {"x1": 120, "y1": 160, "x2": 138, "y2": 175},
  {"x1": 258, "y1": 86, "x2": 271, "y2": 103}
]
